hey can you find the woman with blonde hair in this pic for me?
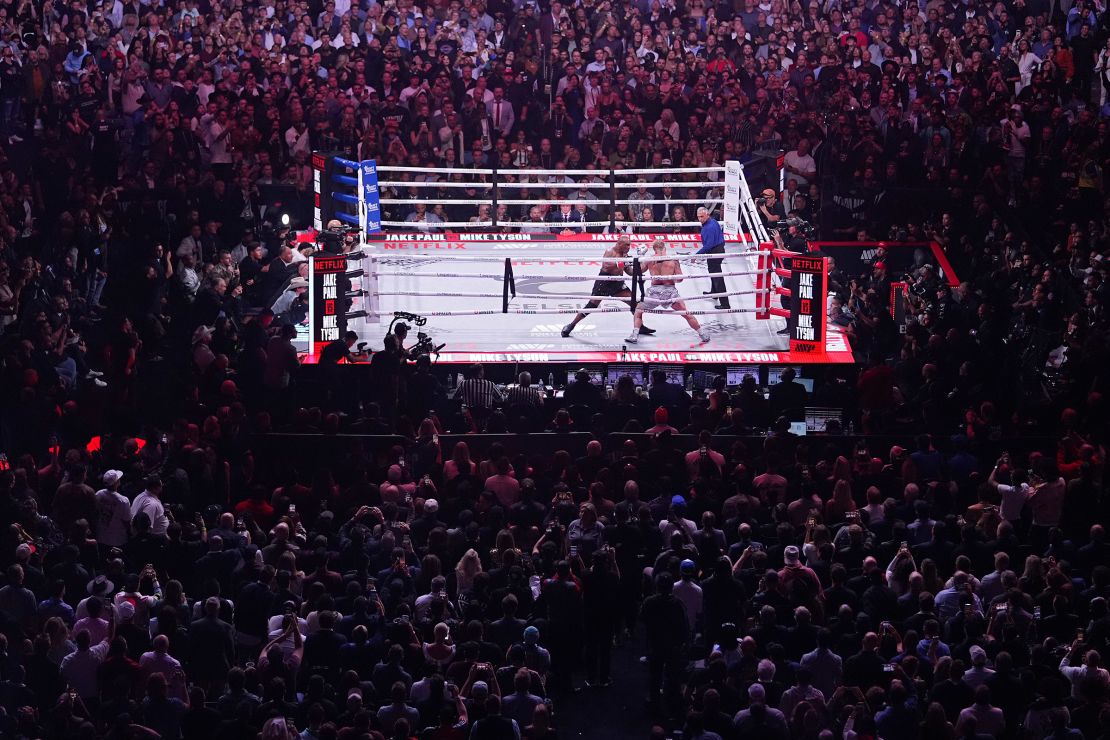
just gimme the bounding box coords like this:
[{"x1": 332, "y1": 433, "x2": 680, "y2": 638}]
[
  {"x1": 455, "y1": 548, "x2": 483, "y2": 594},
  {"x1": 422, "y1": 622, "x2": 456, "y2": 669}
]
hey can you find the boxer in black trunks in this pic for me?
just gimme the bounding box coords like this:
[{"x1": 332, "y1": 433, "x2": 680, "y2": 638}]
[{"x1": 561, "y1": 236, "x2": 655, "y2": 337}]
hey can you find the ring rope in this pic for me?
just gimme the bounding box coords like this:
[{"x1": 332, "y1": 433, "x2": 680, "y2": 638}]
[
  {"x1": 379, "y1": 181, "x2": 494, "y2": 189},
  {"x1": 381, "y1": 197, "x2": 718, "y2": 207},
  {"x1": 367, "y1": 307, "x2": 763, "y2": 317},
  {"x1": 616, "y1": 166, "x2": 723, "y2": 175},
  {"x1": 378, "y1": 165, "x2": 495, "y2": 175},
  {"x1": 369, "y1": 269, "x2": 767, "y2": 281},
  {"x1": 373, "y1": 289, "x2": 761, "y2": 300},
  {"x1": 382, "y1": 180, "x2": 726, "y2": 190},
  {"x1": 380, "y1": 220, "x2": 493, "y2": 228},
  {"x1": 613, "y1": 198, "x2": 722, "y2": 205},
  {"x1": 611, "y1": 181, "x2": 723, "y2": 189},
  {"x1": 365, "y1": 252, "x2": 757, "y2": 263}
]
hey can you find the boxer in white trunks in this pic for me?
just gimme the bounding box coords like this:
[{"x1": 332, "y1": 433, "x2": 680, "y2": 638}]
[{"x1": 626, "y1": 239, "x2": 710, "y2": 344}]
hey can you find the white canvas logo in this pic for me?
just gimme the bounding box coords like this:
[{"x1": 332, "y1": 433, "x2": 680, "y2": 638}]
[
  {"x1": 506, "y1": 343, "x2": 554, "y2": 350},
  {"x1": 531, "y1": 324, "x2": 595, "y2": 334}
]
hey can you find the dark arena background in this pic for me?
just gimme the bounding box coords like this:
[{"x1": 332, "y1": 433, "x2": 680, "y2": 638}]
[{"x1": 0, "y1": 5, "x2": 1108, "y2": 740}]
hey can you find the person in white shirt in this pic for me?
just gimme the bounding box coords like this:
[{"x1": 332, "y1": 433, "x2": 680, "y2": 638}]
[
  {"x1": 672, "y1": 560, "x2": 703, "y2": 633},
  {"x1": 95, "y1": 469, "x2": 132, "y2": 548},
  {"x1": 285, "y1": 120, "x2": 311, "y2": 159},
  {"x1": 140, "y1": 632, "x2": 181, "y2": 680},
  {"x1": 60, "y1": 629, "x2": 112, "y2": 700},
  {"x1": 989, "y1": 458, "x2": 1030, "y2": 522},
  {"x1": 1001, "y1": 108, "x2": 1031, "y2": 181},
  {"x1": 206, "y1": 109, "x2": 232, "y2": 167},
  {"x1": 783, "y1": 138, "x2": 817, "y2": 186},
  {"x1": 131, "y1": 477, "x2": 169, "y2": 536},
  {"x1": 659, "y1": 496, "x2": 698, "y2": 543},
  {"x1": 1059, "y1": 643, "x2": 1110, "y2": 699}
]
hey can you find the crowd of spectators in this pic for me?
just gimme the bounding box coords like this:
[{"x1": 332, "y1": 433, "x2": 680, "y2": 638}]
[{"x1": 1, "y1": 0, "x2": 1110, "y2": 738}]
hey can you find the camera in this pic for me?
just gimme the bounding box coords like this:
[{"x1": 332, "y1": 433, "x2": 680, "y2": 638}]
[
  {"x1": 317, "y1": 225, "x2": 359, "y2": 254},
  {"x1": 411, "y1": 331, "x2": 445, "y2": 358}
]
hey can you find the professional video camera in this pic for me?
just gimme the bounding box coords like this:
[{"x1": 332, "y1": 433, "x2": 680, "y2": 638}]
[
  {"x1": 772, "y1": 217, "x2": 817, "y2": 238},
  {"x1": 411, "y1": 331, "x2": 446, "y2": 358},
  {"x1": 388, "y1": 312, "x2": 445, "y2": 359},
  {"x1": 317, "y1": 225, "x2": 360, "y2": 254}
]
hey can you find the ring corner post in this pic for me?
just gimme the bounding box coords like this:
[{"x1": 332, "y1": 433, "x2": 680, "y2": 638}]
[
  {"x1": 608, "y1": 168, "x2": 617, "y2": 232},
  {"x1": 502, "y1": 257, "x2": 513, "y2": 313},
  {"x1": 491, "y1": 163, "x2": 499, "y2": 232},
  {"x1": 755, "y1": 243, "x2": 770, "y2": 320},
  {"x1": 631, "y1": 257, "x2": 641, "y2": 312}
]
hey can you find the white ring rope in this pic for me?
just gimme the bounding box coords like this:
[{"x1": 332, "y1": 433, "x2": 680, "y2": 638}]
[
  {"x1": 378, "y1": 165, "x2": 724, "y2": 177},
  {"x1": 378, "y1": 165, "x2": 495, "y2": 175},
  {"x1": 379, "y1": 180, "x2": 724, "y2": 190},
  {"x1": 369, "y1": 269, "x2": 767, "y2": 281},
  {"x1": 366, "y1": 252, "x2": 757, "y2": 263},
  {"x1": 367, "y1": 307, "x2": 762, "y2": 317},
  {"x1": 379, "y1": 181, "x2": 494, "y2": 189},
  {"x1": 380, "y1": 220, "x2": 493, "y2": 228},
  {"x1": 618, "y1": 167, "x2": 723, "y2": 175},
  {"x1": 502, "y1": 181, "x2": 601, "y2": 189},
  {"x1": 499, "y1": 220, "x2": 705, "y2": 228},
  {"x1": 612, "y1": 181, "x2": 724, "y2": 189},
  {"x1": 612, "y1": 198, "x2": 722, "y2": 205},
  {"x1": 380, "y1": 197, "x2": 721, "y2": 207},
  {"x1": 374, "y1": 289, "x2": 761, "y2": 300}
]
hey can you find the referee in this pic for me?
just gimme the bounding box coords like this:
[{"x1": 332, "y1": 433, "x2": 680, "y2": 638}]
[
  {"x1": 504, "y1": 371, "x2": 546, "y2": 407},
  {"x1": 695, "y1": 207, "x2": 729, "y2": 309},
  {"x1": 453, "y1": 363, "x2": 504, "y2": 410}
]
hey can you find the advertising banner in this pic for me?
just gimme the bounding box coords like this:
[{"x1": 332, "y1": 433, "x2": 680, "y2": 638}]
[{"x1": 359, "y1": 160, "x2": 381, "y2": 236}]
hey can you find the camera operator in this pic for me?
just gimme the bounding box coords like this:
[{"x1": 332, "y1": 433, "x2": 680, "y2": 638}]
[
  {"x1": 757, "y1": 188, "x2": 786, "y2": 245},
  {"x1": 320, "y1": 330, "x2": 367, "y2": 365},
  {"x1": 781, "y1": 213, "x2": 809, "y2": 252},
  {"x1": 389, "y1": 321, "x2": 411, "y2": 359},
  {"x1": 320, "y1": 330, "x2": 367, "y2": 414}
]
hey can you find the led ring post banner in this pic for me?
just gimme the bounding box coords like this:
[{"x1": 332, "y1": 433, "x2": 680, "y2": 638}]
[
  {"x1": 308, "y1": 253, "x2": 350, "y2": 357},
  {"x1": 359, "y1": 160, "x2": 381, "y2": 236},
  {"x1": 788, "y1": 254, "x2": 828, "y2": 355},
  {"x1": 311, "y1": 152, "x2": 382, "y2": 241}
]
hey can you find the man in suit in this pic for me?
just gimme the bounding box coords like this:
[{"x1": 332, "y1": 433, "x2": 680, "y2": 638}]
[
  {"x1": 486, "y1": 86, "x2": 515, "y2": 139},
  {"x1": 548, "y1": 201, "x2": 585, "y2": 233},
  {"x1": 538, "y1": 1, "x2": 564, "y2": 46},
  {"x1": 695, "y1": 206, "x2": 729, "y2": 309}
]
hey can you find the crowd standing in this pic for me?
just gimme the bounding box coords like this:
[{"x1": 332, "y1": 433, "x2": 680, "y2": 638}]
[{"x1": 1, "y1": 0, "x2": 1110, "y2": 738}]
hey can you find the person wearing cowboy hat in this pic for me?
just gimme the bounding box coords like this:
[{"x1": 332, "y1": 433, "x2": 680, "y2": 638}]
[
  {"x1": 271, "y1": 275, "x2": 309, "y2": 324},
  {"x1": 94, "y1": 470, "x2": 131, "y2": 552},
  {"x1": 192, "y1": 325, "x2": 217, "y2": 373}
]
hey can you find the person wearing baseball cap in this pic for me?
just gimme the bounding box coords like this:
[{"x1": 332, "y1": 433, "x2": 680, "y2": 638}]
[
  {"x1": 661, "y1": 495, "x2": 697, "y2": 542},
  {"x1": 95, "y1": 470, "x2": 131, "y2": 551},
  {"x1": 673, "y1": 560, "x2": 703, "y2": 640},
  {"x1": 779, "y1": 545, "x2": 823, "y2": 599}
]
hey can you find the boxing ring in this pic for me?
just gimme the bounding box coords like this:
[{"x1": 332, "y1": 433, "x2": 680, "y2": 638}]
[{"x1": 306, "y1": 156, "x2": 854, "y2": 365}]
